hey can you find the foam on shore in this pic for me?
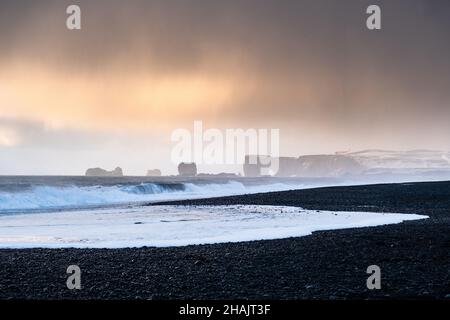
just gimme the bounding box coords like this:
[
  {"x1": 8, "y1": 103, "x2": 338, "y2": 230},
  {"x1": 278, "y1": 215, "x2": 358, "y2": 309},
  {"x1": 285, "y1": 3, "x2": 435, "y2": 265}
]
[{"x1": 0, "y1": 205, "x2": 428, "y2": 248}]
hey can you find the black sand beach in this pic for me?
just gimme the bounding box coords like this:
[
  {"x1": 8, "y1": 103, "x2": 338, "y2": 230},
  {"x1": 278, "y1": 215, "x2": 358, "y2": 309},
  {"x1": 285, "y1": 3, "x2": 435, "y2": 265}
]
[{"x1": 1, "y1": 181, "x2": 449, "y2": 299}]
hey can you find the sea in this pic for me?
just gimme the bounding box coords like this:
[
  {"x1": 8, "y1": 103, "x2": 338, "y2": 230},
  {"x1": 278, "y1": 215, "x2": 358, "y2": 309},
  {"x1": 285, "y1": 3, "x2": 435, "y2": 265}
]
[{"x1": 0, "y1": 176, "x2": 428, "y2": 248}]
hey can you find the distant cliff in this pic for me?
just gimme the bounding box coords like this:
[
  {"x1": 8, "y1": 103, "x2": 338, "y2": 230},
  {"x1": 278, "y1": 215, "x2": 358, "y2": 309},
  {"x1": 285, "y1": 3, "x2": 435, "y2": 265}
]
[
  {"x1": 85, "y1": 167, "x2": 123, "y2": 177},
  {"x1": 243, "y1": 155, "x2": 270, "y2": 177},
  {"x1": 345, "y1": 149, "x2": 450, "y2": 170},
  {"x1": 243, "y1": 149, "x2": 450, "y2": 177},
  {"x1": 296, "y1": 155, "x2": 364, "y2": 177},
  {"x1": 244, "y1": 155, "x2": 364, "y2": 177}
]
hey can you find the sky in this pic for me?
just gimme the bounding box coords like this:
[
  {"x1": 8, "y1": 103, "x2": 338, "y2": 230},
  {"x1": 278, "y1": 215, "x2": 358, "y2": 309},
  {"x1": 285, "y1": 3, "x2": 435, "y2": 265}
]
[{"x1": 0, "y1": 0, "x2": 450, "y2": 175}]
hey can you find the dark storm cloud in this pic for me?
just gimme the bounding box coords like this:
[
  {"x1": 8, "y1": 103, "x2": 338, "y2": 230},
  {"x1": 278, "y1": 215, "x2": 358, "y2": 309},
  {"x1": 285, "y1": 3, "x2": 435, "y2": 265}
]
[{"x1": 1, "y1": 0, "x2": 448, "y2": 73}]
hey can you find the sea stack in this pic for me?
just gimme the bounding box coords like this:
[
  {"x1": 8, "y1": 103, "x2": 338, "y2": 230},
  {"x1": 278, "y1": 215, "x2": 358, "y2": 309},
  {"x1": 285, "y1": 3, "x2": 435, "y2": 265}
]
[
  {"x1": 178, "y1": 162, "x2": 197, "y2": 176},
  {"x1": 146, "y1": 169, "x2": 162, "y2": 176},
  {"x1": 85, "y1": 167, "x2": 123, "y2": 177}
]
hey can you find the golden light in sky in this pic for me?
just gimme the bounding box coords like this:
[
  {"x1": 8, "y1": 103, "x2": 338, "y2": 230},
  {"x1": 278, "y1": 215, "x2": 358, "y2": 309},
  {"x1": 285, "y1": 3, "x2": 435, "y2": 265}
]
[{"x1": 0, "y1": 64, "x2": 235, "y2": 132}]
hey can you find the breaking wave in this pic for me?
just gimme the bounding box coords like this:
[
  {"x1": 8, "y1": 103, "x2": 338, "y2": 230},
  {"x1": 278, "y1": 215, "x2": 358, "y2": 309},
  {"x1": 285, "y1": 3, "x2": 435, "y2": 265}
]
[{"x1": 0, "y1": 181, "x2": 301, "y2": 213}]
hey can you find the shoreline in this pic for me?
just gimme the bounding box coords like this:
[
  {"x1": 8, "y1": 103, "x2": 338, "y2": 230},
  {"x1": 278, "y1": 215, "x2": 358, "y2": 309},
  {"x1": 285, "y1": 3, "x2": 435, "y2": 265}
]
[{"x1": 1, "y1": 181, "x2": 449, "y2": 299}]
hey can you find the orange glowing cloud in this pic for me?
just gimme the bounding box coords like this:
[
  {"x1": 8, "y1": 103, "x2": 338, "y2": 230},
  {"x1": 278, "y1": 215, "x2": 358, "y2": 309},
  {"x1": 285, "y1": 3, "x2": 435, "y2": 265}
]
[{"x1": 0, "y1": 64, "x2": 235, "y2": 132}]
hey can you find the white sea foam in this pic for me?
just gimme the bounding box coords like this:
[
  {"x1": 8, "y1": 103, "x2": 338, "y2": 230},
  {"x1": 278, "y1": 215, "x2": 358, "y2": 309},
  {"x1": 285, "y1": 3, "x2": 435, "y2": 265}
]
[{"x1": 0, "y1": 205, "x2": 427, "y2": 248}]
